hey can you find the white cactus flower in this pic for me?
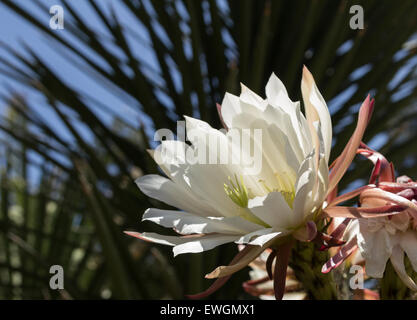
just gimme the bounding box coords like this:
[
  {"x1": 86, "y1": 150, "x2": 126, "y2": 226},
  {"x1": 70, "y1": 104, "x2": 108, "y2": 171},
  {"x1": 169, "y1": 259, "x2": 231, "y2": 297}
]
[
  {"x1": 127, "y1": 67, "x2": 333, "y2": 290},
  {"x1": 323, "y1": 144, "x2": 417, "y2": 291}
]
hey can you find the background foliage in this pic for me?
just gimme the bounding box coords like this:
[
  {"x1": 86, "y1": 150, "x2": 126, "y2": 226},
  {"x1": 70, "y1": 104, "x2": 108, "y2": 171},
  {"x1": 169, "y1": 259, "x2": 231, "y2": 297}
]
[{"x1": 0, "y1": 0, "x2": 416, "y2": 299}]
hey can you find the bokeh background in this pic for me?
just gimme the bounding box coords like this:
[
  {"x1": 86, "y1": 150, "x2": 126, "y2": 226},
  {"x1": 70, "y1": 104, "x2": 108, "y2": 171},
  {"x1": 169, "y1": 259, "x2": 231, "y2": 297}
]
[{"x1": 0, "y1": 0, "x2": 416, "y2": 299}]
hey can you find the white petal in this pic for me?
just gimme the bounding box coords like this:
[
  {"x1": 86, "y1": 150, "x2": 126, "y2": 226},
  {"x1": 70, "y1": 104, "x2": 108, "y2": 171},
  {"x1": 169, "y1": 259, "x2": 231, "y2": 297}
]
[
  {"x1": 228, "y1": 122, "x2": 278, "y2": 189},
  {"x1": 135, "y1": 232, "x2": 239, "y2": 257},
  {"x1": 389, "y1": 213, "x2": 410, "y2": 233},
  {"x1": 137, "y1": 232, "x2": 188, "y2": 246},
  {"x1": 220, "y1": 92, "x2": 241, "y2": 129},
  {"x1": 240, "y1": 83, "x2": 266, "y2": 109},
  {"x1": 293, "y1": 154, "x2": 316, "y2": 220},
  {"x1": 184, "y1": 115, "x2": 213, "y2": 133},
  {"x1": 265, "y1": 73, "x2": 313, "y2": 158},
  {"x1": 265, "y1": 97, "x2": 312, "y2": 159},
  {"x1": 182, "y1": 116, "x2": 250, "y2": 217},
  {"x1": 261, "y1": 121, "x2": 299, "y2": 182},
  {"x1": 293, "y1": 170, "x2": 314, "y2": 219},
  {"x1": 151, "y1": 142, "x2": 230, "y2": 218},
  {"x1": 390, "y1": 245, "x2": 417, "y2": 291},
  {"x1": 226, "y1": 83, "x2": 310, "y2": 163},
  {"x1": 248, "y1": 230, "x2": 286, "y2": 246},
  {"x1": 142, "y1": 208, "x2": 262, "y2": 235},
  {"x1": 248, "y1": 192, "x2": 295, "y2": 229},
  {"x1": 293, "y1": 221, "x2": 317, "y2": 241},
  {"x1": 232, "y1": 102, "x2": 309, "y2": 164},
  {"x1": 152, "y1": 140, "x2": 188, "y2": 169},
  {"x1": 136, "y1": 174, "x2": 217, "y2": 217},
  {"x1": 399, "y1": 230, "x2": 417, "y2": 272},
  {"x1": 265, "y1": 72, "x2": 288, "y2": 98},
  {"x1": 173, "y1": 234, "x2": 238, "y2": 257},
  {"x1": 316, "y1": 156, "x2": 329, "y2": 201},
  {"x1": 136, "y1": 174, "x2": 188, "y2": 208},
  {"x1": 357, "y1": 222, "x2": 394, "y2": 278},
  {"x1": 301, "y1": 66, "x2": 332, "y2": 163},
  {"x1": 182, "y1": 163, "x2": 244, "y2": 217},
  {"x1": 235, "y1": 118, "x2": 298, "y2": 192},
  {"x1": 235, "y1": 228, "x2": 283, "y2": 245}
]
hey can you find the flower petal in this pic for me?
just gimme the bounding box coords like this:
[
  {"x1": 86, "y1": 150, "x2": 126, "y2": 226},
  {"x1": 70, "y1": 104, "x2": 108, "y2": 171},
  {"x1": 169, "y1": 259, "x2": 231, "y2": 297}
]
[
  {"x1": 273, "y1": 241, "x2": 293, "y2": 300},
  {"x1": 205, "y1": 240, "x2": 277, "y2": 279},
  {"x1": 327, "y1": 95, "x2": 374, "y2": 195},
  {"x1": 293, "y1": 156, "x2": 316, "y2": 222},
  {"x1": 136, "y1": 174, "x2": 217, "y2": 217},
  {"x1": 293, "y1": 221, "x2": 317, "y2": 242},
  {"x1": 142, "y1": 208, "x2": 261, "y2": 235},
  {"x1": 322, "y1": 238, "x2": 358, "y2": 273},
  {"x1": 235, "y1": 228, "x2": 283, "y2": 245},
  {"x1": 240, "y1": 83, "x2": 266, "y2": 109},
  {"x1": 301, "y1": 65, "x2": 332, "y2": 163},
  {"x1": 358, "y1": 142, "x2": 395, "y2": 183},
  {"x1": 220, "y1": 92, "x2": 241, "y2": 129},
  {"x1": 323, "y1": 205, "x2": 406, "y2": 218},
  {"x1": 248, "y1": 192, "x2": 295, "y2": 229},
  {"x1": 399, "y1": 231, "x2": 417, "y2": 273},
  {"x1": 248, "y1": 231, "x2": 285, "y2": 246},
  {"x1": 357, "y1": 225, "x2": 393, "y2": 278},
  {"x1": 173, "y1": 234, "x2": 238, "y2": 257},
  {"x1": 216, "y1": 103, "x2": 228, "y2": 130},
  {"x1": 187, "y1": 245, "x2": 255, "y2": 299},
  {"x1": 328, "y1": 185, "x2": 375, "y2": 207},
  {"x1": 360, "y1": 188, "x2": 417, "y2": 216},
  {"x1": 265, "y1": 72, "x2": 288, "y2": 98},
  {"x1": 124, "y1": 231, "x2": 187, "y2": 246},
  {"x1": 125, "y1": 231, "x2": 239, "y2": 257},
  {"x1": 390, "y1": 245, "x2": 417, "y2": 291}
]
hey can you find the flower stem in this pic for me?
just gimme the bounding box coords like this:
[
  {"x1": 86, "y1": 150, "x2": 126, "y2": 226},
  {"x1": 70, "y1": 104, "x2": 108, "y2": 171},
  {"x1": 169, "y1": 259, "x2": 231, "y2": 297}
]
[{"x1": 289, "y1": 241, "x2": 338, "y2": 300}]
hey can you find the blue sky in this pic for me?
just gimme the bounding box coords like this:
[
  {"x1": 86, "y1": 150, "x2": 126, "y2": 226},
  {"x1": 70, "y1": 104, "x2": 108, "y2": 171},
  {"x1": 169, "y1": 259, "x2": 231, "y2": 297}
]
[
  {"x1": 0, "y1": 0, "x2": 159, "y2": 184},
  {"x1": 0, "y1": 0, "x2": 155, "y2": 131}
]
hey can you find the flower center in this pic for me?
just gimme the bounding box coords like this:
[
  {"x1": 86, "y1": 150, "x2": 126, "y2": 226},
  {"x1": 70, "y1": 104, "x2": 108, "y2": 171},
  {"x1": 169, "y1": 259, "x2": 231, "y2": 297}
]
[
  {"x1": 224, "y1": 175, "x2": 270, "y2": 227},
  {"x1": 258, "y1": 174, "x2": 296, "y2": 209}
]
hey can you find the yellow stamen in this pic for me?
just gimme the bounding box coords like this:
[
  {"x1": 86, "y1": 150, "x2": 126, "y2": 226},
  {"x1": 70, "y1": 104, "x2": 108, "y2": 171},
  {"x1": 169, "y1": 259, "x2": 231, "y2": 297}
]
[{"x1": 224, "y1": 174, "x2": 249, "y2": 208}]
